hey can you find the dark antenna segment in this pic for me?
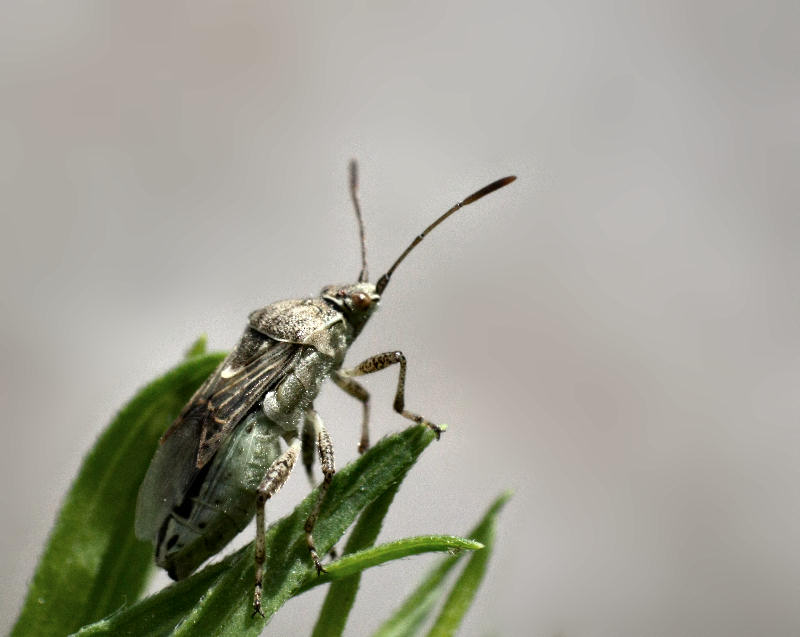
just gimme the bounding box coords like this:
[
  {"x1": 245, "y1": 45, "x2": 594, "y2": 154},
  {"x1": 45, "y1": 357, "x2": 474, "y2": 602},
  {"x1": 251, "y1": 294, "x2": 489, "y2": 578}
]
[{"x1": 375, "y1": 175, "x2": 516, "y2": 295}]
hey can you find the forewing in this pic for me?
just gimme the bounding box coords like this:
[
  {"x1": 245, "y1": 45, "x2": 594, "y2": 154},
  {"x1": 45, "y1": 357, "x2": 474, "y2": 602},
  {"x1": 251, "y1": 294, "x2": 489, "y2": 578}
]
[
  {"x1": 135, "y1": 403, "x2": 205, "y2": 541},
  {"x1": 195, "y1": 339, "x2": 299, "y2": 465},
  {"x1": 134, "y1": 334, "x2": 299, "y2": 542}
]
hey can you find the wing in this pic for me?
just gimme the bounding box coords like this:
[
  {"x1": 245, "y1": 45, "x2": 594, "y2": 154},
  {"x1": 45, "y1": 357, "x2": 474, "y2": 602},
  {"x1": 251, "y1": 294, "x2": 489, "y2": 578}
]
[
  {"x1": 192, "y1": 335, "x2": 300, "y2": 467},
  {"x1": 134, "y1": 329, "x2": 300, "y2": 542}
]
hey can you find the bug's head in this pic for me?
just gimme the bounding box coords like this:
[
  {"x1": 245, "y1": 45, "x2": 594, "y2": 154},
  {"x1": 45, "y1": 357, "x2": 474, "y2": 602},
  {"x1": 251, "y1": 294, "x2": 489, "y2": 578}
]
[
  {"x1": 322, "y1": 282, "x2": 380, "y2": 332},
  {"x1": 345, "y1": 159, "x2": 516, "y2": 298}
]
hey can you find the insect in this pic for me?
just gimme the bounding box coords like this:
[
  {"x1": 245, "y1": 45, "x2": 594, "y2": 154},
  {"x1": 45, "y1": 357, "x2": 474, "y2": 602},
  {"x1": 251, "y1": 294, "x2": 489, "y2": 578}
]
[{"x1": 134, "y1": 162, "x2": 516, "y2": 616}]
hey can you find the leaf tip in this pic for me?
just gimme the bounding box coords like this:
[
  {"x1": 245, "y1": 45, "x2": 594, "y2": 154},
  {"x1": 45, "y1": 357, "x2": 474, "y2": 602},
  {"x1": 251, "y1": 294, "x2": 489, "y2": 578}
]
[
  {"x1": 184, "y1": 335, "x2": 208, "y2": 359},
  {"x1": 497, "y1": 489, "x2": 514, "y2": 505}
]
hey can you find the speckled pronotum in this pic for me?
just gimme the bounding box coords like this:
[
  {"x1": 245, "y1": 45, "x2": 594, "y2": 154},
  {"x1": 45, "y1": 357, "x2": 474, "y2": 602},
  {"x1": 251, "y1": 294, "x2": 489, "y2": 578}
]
[{"x1": 134, "y1": 162, "x2": 516, "y2": 616}]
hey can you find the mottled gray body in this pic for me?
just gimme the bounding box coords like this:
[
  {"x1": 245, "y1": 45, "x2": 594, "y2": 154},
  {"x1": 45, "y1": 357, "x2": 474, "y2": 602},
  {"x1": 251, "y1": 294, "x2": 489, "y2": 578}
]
[
  {"x1": 134, "y1": 164, "x2": 515, "y2": 617},
  {"x1": 136, "y1": 288, "x2": 370, "y2": 581}
]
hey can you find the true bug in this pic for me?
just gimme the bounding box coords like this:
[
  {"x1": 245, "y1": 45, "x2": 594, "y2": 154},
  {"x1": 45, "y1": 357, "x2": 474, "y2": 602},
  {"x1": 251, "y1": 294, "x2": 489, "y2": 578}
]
[{"x1": 134, "y1": 162, "x2": 516, "y2": 616}]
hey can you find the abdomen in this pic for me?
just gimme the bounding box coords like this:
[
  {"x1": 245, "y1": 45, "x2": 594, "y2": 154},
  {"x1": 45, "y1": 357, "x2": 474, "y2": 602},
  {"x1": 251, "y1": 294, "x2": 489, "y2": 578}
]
[{"x1": 156, "y1": 410, "x2": 282, "y2": 579}]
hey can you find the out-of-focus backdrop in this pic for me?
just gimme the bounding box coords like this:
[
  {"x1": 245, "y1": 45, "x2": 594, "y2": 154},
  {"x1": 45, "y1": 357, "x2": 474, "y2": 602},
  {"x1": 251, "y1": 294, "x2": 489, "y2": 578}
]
[{"x1": 2, "y1": 2, "x2": 799, "y2": 635}]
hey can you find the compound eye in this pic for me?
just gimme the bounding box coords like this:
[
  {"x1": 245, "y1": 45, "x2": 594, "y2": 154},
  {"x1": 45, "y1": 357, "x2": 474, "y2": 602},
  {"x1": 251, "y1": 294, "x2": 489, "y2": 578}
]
[{"x1": 350, "y1": 291, "x2": 371, "y2": 310}]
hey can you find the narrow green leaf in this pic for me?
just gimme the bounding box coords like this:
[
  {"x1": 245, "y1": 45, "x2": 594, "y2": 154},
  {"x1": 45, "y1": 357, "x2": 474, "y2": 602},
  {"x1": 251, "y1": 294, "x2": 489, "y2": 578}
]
[
  {"x1": 426, "y1": 492, "x2": 511, "y2": 637},
  {"x1": 184, "y1": 334, "x2": 208, "y2": 359},
  {"x1": 73, "y1": 534, "x2": 479, "y2": 636},
  {"x1": 371, "y1": 548, "x2": 459, "y2": 637},
  {"x1": 11, "y1": 351, "x2": 226, "y2": 637},
  {"x1": 72, "y1": 561, "x2": 229, "y2": 637},
  {"x1": 74, "y1": 425, "x2": 438, "y2": 637},
  {"x1": 311, "y1": 467, "x2": 405, "y2": 637},
  {"x1": 301, "y1": 536, "x2": 484, "y2": 593},
  {"x1": 373, "y1": 492, "x2": 511, "y2": 637}
]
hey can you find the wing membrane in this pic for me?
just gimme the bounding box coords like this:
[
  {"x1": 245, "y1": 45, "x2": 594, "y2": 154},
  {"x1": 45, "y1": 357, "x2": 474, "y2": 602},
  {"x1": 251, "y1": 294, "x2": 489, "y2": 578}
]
[
  {"x1": 195, "y1": 339, "x2": 299, "y2": 465},
  {"x1": 135, "y1": 331, "x2": 300, "y2": 542}
]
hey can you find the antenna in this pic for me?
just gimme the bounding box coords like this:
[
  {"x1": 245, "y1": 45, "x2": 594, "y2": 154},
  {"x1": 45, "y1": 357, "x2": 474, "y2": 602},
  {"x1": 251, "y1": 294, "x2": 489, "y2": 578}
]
[
  {"x1": 375, "y1": 175, "x2": 516, "y2": 295},
  {"x1": 349, "y1": 160, "x2": 369, "y2": 283}
]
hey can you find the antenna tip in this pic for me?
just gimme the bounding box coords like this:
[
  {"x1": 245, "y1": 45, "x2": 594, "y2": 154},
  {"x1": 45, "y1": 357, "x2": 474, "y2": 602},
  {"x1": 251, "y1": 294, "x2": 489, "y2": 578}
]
[
  {"x1": 461, "y1": 175, "x2": 517, "y2": 205},
  {"x1": 492, "y1": 176, "x2": 517, "y2": 189}
]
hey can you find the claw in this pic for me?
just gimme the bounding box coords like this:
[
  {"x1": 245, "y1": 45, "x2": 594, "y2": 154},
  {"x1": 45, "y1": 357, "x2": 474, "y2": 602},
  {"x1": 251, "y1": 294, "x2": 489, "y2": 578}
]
[
  {"x1": 426, "y1": 422, "x2": 444, "y2": 440},
  {"x1": 252, "y1": 591, "x2": 265, "y2": 619}
]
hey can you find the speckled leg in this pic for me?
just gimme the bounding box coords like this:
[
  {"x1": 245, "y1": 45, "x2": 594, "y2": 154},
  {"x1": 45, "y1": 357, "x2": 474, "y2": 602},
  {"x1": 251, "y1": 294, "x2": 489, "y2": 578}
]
[
  {"x1": 332, "y1": 369, "x2": 371, "y2": 453},
  {"x1": 341, "y1": 351, "x2": 443, "y2": 439},
  {"x1": 303, "y1": 408, "x2": 335, "y2": 574},
  {"x1": 253, "y1": 437, "x2": 300, "y2": 618}
]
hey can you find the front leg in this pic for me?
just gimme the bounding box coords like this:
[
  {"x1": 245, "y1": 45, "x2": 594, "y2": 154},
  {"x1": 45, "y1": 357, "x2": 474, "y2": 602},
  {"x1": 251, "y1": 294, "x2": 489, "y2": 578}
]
[
  {"x1": 340, "y1": 351, "x2": 443, "y2": 439},
  {"x1": 253, "y1": 437, "x2": 300, "y2": 618}
]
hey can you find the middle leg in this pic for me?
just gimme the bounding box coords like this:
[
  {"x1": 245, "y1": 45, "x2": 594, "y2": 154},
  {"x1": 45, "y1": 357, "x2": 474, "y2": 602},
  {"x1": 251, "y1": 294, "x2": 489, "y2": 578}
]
[
  {"x1": 303, "y1": 408, "x2": 335, "y2": 574},
  {"x1": 332, "y1": 369, "x2": 371, "y2": 453}
]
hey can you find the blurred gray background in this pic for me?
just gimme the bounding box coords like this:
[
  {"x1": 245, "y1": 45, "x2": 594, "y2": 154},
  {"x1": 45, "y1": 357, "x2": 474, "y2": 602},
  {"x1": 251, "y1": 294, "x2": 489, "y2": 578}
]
[{"x1": 2, "y1": 2, "x2": 799, "y2": 635}]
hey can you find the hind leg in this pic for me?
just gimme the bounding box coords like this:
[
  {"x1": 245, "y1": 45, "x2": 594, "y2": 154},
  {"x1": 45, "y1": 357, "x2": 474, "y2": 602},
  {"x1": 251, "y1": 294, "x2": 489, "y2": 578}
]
[{"x1": 253, "y1": 437, "x2": 300, "y2": 617}]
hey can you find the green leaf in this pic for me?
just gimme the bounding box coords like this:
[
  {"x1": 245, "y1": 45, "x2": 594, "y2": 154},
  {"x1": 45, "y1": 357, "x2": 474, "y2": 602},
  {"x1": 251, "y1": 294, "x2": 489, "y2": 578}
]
[
  {"x1": 15, "y1": 328, "x2": 500, "y2": 637},
  {"x1": 71, "y1": 561, "x2": 229, "y2": 637},
  {"x1": 184, "y1": 334, "x2": 208, "y2": 359},
  {"x1": 11, "y1": 351, "x2": 226, "y2": 637},
  {"x1": 301, "y1": 536, "x2": 484, "y2": 594},
  {"x1": 426, "y1": 492, "x2": 510, "y2": 637},
  {"x1": 311, "y1": 462, "x2": 405, "y2": 637},
  {"x1": 74, "y1": 425, "x2": 438, "y2": 636},
  {"x1": 373, "y1": 492, "x2": 511, "y2": 637}
]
